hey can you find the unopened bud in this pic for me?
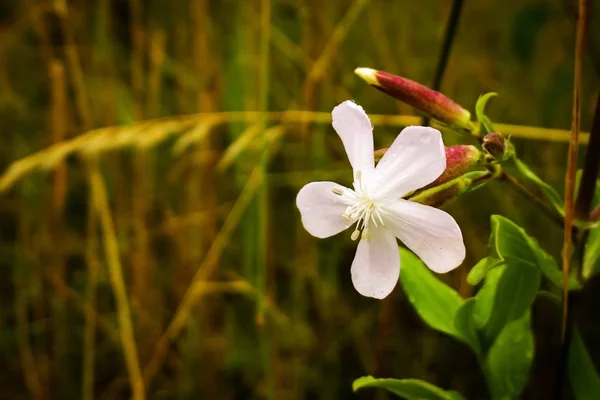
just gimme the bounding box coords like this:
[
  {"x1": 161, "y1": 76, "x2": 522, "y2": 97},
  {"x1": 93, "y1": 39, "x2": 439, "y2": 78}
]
[
  {"x1": 355, "y1": 67, "x2": 474, "y2": 132},
  {"x1": 430, "y1": 145, "x2": 480, "y2": 187},
  {"x1": 375, "y1": 145, "x2": 480, "y2": 187},
  {"x1": 407, "y1": 176, "x2": 472, "y2": 208},
  {"x1": 482, "y1": 133, "x2": 514, "y2": 161}
]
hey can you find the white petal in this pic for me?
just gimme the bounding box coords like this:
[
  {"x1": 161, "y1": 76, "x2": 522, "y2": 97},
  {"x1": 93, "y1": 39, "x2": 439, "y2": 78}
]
[
  {"x1": 351, "y1": 228, "x2": 400, "y2": 299},
  {"x1": 332, "y1": 101, "x2": 374, "y2": 179},
  {"x1": 384, "y1": 199, "x2": 465, "y2": 273},
  {"x1": 296, "y1": 181, "x2": 353, "y2": 238},
  {"x1": 373, "y1": 126, "x2": 446, "y2": 198}
]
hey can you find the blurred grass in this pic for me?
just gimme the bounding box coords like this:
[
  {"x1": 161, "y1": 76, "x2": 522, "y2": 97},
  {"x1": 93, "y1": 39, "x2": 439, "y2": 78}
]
[{"x1": 0, "y1": 0, "x2": 598, "y2": 399}]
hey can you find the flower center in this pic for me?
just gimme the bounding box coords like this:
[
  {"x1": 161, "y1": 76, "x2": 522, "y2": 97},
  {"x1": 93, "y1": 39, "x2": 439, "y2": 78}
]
[{"x1": 332, "y1": 171, "x2": 385, "y2": 241}]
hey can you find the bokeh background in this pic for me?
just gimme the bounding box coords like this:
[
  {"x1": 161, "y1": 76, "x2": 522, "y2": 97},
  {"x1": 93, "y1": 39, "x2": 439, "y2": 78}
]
[{"x1": 0, "y1": 0, "x2": 599, "y2": 399}]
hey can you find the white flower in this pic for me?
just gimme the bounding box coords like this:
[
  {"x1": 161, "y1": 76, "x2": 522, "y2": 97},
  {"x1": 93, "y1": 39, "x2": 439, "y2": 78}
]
[{"x1": 296, "y1": 100, "x2": 466, "y2": 299}]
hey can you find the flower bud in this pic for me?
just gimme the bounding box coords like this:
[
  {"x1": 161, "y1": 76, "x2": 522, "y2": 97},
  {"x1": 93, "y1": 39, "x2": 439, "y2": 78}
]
[
  {"x1": 375, "y1": 145, "x2": 480, "y2": 186},
  {"x1": 407, "y1": 175, "x2": 472, "y2": 208},
  {"x1": 431, "y1": 145, "x2": 480, "y2": 187},
  {"x1": 482, "y1": 132, "x2": 514, "y2": 161},
  {"x1": 355, "y1": 67, "x2": 474, "y2": 132}
]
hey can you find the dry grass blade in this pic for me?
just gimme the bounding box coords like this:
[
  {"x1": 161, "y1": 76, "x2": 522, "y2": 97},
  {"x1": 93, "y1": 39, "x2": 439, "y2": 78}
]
[
  {"x1": 88, "y1": 161, "x2": 145, "y2": 400},
  {"x1": 143, "y1": 125, "x2": 286, "y2": 386},
  {"x1": 216, "y1": 123, "x2": 262, "y2": 172},
  {"x1": 172, "y1": 117, "x2": 223, "y2": 155},
  {"x1": 15, "y1": 274, "x2": 44, "y2": 400},
  {"x1": 82, "y1": 179, "x2": 100, "y2": 400},
  {"x1": 54, "y1": 0, "x2": 92, "y2": 129},
  {"x1": 305, "y1": 0, "x2": 370, "y2": 84},
  {"x1": 0, "y1": 111, "x2": 589, "y2": 195}
]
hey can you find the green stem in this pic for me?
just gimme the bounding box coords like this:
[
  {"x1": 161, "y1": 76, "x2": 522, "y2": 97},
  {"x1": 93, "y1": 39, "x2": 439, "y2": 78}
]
[{"x1": 500, "y1": 171, "x2": 566, "y2": 229}]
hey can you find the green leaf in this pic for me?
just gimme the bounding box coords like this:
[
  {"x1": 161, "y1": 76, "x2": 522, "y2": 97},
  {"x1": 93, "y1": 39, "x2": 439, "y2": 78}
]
[
  {"x1": 582, "y1": 176, "x2": 600, "y2": 280},
  {"x1": 467, "y1": 257, "x2": 488, "y2": 286},
  {"x1": 513, "y1": 158, "x2": 565, "y2": 215},
  {"x1": 399, "y1": 248, "x2": 464, "y2": 341},
  {"x1": 473, "y1": 266, "x2": 502, "y2": 330},
  {"x1": 480, "y1": 116, "x2": 496, "y2": 137},
  {"x1": 353, "y1": 376, "x2": 466, "y2": 400},
  {"x1": 583, "y1": 224, "x2": 600, "y2": 280},
  {"x1": 473, "y1": 263, "x2": 539, "y2": 343},
  {"x1": 568, "y1": 328, "x2": 600, "y2": 400},
  {"x1": 475, "y1": 92, "x2": 497, "y2": 135},
  {"x1": 486, "y1": 312, "x2": 535, "y2": 399},
  {"x1": 467, "y1": 257, "x2": 502, "y2": 286},
  {"x1": 489, "y1": 215, "x2": 579, "y2": 290},
  {"x1": 454, "y1": 298, "x2": 482, "y2": 356}
]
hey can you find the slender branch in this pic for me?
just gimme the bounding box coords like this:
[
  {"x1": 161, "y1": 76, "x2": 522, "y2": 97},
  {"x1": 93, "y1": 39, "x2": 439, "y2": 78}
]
[
  {"x1": 561, "y1": 0, "x2": 599, "y2": 76},
  {"x1": 501, "y1": 172, "x2": 565, "y2": 229},
  {"x1": 562, "y1": 0, "x2": 587, "y2": 342},
  {"x1": 472, "y1": 171, "x2": 494, "y2": 186},
  {"x1": 574, "y1": 91, "x2": 600, "y2": 220},
  {"x1": 423, "y1": 0, "x2": 465, "y2": 127},
  {"x1": 557, "y1": 1, "x2": 588, "y2": 398}
]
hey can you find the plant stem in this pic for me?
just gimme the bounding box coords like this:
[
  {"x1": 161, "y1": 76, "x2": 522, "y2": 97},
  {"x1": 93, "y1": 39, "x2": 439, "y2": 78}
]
[
  {"x1": 423, "y1": 0, "x2": 464, "y2": 127},
  {"x1": 562, "y1": 0, "x2": 587, "y2": 342},
  {"x1": 557, "y1": 1, "x2": 588, "y2": 398},
  {"x1": 501, "y1": 171, "x2": 565, "y2": 229}
]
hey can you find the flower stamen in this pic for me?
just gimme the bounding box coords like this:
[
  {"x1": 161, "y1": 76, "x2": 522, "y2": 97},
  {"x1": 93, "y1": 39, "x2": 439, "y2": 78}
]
[
  {"x1": 343, "y1": 194, "x2": 385, "y2": 242},
  {"x1": 362, "y1": 228, "x2": 371, "y2": 241}
]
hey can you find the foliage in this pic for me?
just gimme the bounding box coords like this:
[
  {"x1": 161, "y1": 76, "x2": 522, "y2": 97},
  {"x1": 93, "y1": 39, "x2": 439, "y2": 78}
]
[{"x1": 0, "y1": 1, "x2": 599, "y2": 399}]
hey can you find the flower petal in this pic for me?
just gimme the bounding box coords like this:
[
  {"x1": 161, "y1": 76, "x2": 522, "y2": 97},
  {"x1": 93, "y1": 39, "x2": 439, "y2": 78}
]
[
  {"x1": 373, "y1": 126, "x2": 446, "y2": 198},
  {"x1": 296, "y1": 181, "x2": 353, "y2": 238},
  {"x1": 351, "y1": 228, "x2": 400, "y2": 299},
  {"x1": 384, "y1": 199, "x2": 465, "y2": 273},
  {"x1": 332, "y1": 101, "x2": 374, "y2": 179}
]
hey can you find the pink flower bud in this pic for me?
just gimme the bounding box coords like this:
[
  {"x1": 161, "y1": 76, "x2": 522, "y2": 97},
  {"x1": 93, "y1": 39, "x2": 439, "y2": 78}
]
[
  {"x1": 355, "y1": 68, "x2": 474, "y2": 132},
  {"x1": 430, "y1": 145, "x2": 480, "y2": 187},
  {"x1": 482, "y1": 132, "x2": 514, "y2": 161}
]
